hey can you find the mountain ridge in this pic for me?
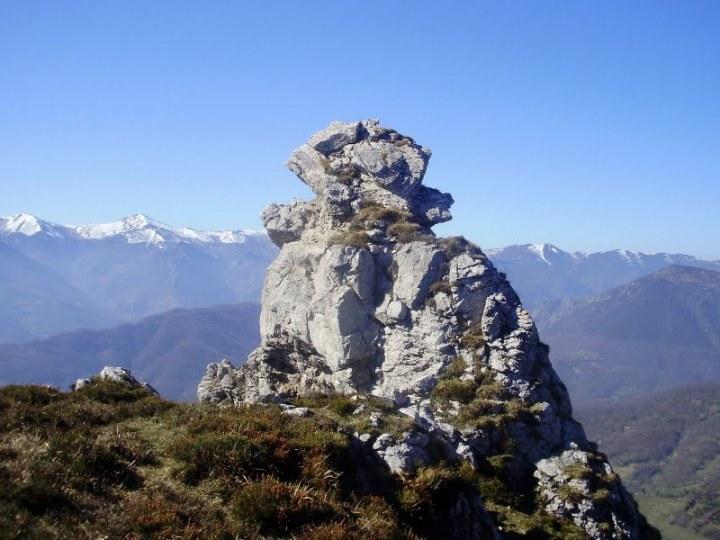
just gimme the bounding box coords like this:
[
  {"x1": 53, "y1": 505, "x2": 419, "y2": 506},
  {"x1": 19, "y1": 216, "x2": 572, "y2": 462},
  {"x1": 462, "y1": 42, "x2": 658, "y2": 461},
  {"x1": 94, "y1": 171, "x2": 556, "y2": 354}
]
[
  {"x1": 6, "y1": 213, "x2": 717, "y2": 263},
  {"x1": 0, "y1": 212, "x2": 265, "y2": 246},
  {"x1": 488, "y1": 243, "x2": 720, "y2": 308},
  {"x1": 486, "y1": 242, "x2": 720, "y2": 266},
  {"x1": 538, "y1": 264, "x2": 720, "y2": 403},
  {"x1": 0, "y1": 302, "x2": 261, "y2": 401}
]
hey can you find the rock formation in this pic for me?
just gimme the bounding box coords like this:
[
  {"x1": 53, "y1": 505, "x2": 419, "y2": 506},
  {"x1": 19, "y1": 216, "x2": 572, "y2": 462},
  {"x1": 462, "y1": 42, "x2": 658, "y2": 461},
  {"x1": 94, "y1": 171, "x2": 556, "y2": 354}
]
[
  {"x1": 74, "y1": 366, "x2": 158, "y2": 395},
  {"x1": 198, "y1": 120, "x2": 657, "y2": 539}
]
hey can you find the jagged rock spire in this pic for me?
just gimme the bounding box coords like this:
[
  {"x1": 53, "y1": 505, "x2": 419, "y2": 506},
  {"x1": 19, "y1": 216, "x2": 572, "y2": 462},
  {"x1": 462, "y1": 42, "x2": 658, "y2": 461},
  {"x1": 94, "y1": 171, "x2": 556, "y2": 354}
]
[
  {"x1": 262, "y1": 119, "x2": 453, "y2": 247},
  {"x1": 198, "y1": 120, "x2": 658, "y2": 540}
]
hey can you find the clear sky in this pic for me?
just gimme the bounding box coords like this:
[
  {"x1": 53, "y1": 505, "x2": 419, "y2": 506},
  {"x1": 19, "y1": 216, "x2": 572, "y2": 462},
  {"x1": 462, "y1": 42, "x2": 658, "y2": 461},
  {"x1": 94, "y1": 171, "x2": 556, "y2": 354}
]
[{"x1": 1, "y1": 1, "x2": 719, "y2": 258}]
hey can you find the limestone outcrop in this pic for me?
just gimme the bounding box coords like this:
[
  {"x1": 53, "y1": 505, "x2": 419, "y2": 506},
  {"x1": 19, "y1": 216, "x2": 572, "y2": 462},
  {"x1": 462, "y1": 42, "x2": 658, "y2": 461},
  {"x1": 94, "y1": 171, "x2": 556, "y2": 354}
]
[
  {"x1": 74, "y1": 366, "x2": 158, "y2": 395},
  {"x1": 198, "y1": 120, "x2": 657, "y2": 540}
]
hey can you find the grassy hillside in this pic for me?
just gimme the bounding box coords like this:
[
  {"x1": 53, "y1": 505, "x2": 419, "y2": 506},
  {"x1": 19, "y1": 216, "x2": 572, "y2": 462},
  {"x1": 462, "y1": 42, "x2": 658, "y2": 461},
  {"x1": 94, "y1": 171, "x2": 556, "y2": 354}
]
[
  {"x1": 0, "y1": 381, "x2": 597, "y2": 539},
  {"x1": 577, "y1": 383, "x2": 720, "y2": 540}
]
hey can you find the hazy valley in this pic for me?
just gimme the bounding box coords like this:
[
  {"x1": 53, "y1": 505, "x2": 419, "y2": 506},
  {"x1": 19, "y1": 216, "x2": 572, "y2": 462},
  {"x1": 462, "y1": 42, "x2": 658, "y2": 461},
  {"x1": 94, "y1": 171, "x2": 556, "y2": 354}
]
[
  {"x1": 0, "y1": 213, "x2": 275, "y2": 343},
  {"x1": 577, "y1": 384, "x2": 720, "y2": 540}
]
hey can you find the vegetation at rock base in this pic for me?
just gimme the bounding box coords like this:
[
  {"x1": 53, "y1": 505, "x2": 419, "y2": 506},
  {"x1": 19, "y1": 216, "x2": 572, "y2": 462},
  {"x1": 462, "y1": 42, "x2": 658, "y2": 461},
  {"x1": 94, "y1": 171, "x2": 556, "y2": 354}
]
[
  {"x1": 421, "y1": 355, "x2": 606, "y2": 538},
  {"x1": 0, "y1": 381, "x2": 599, "y2": 539}
]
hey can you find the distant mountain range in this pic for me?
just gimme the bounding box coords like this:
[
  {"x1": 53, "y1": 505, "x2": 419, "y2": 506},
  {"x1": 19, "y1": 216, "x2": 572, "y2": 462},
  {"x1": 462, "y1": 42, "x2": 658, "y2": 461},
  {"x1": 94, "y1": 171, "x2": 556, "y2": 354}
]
[
  {"x1": 0, "y1": 303, "x2": 261, "y2": 401},
  {"x1": 538, "y1": 265, "x2": 720, "y2": 404},
  {"x1": 0, "y1": 213, "x2": 275, "y2": 343},
  {"x1": 3, "y1": 215, "x2": 720, "y2": 405},
  {"x1": 4, "y1": 215, "x2": 719, "y2": 345},
  {"x1": 0, "y1": 212, "x2": 265, "y2": 245},
  {"x1": 3, "y1": 259, "x2": 717, "y2": 407},
  {"x1": 487, "y1": 243, "x2": 720, "y2": 308},
  {"x1": 0, "y1": 240, "x2": 113, "y2": 342},
  {"x1": 576, "y1": 383, "x2": 720, "y2": 540}
]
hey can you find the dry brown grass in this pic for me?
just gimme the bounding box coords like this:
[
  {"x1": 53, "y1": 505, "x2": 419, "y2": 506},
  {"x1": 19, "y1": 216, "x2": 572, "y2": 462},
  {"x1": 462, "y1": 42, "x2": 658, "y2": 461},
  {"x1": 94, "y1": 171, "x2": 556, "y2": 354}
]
[{"x1": 0, "y1": 381, "x2": 622, "y2": 540}]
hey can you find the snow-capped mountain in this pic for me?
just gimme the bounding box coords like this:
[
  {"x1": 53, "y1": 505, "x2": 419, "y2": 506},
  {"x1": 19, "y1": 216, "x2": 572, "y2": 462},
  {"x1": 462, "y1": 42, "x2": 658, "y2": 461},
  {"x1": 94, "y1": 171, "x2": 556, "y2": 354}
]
[
  {"x1": 485, "y1": 242, "x2": 714, "y2": 269},
  {"x1": 0, "y1": 213, "x2": 64, "y2": 237},
  {"x1": 0, "y1": 212, "x2": 264, "y2": 246},
  {"x1": 3, "y1": 213, "x2": 718, "y2": 347},
  {"x1": 0, "y1": 213, "x2": 276, "y2": 343},
  {"x1": 486, "y1": 243, "x2": 720, "y2": 308}
]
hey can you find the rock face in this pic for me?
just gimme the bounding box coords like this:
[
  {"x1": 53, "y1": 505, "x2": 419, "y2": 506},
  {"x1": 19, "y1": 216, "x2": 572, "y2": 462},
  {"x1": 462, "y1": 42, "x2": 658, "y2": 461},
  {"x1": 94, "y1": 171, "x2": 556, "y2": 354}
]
[{"x1": 198, "y1": 120, "x2": 657, "y2": 540}]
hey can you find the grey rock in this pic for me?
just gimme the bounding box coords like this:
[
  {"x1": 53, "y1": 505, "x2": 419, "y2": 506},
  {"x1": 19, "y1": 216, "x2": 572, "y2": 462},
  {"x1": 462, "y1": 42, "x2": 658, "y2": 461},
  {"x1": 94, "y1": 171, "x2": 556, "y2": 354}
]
[
  {"x1": 386, "y1": 299, "x2": 408, "y2": 322},
  {"x1": 197, "y1": 120, "x2": 653, "y2": 540},
  {"x1": 99, "y1": 366, "x2": 138, "y2": 385},
  {"x1": 261, "y1": 200, "x2": 318, "y2": 247},
  {"x1": 391, "y1": 241, "x2": 444, "y2": 309},
  {"x1": 350, "y1": 140, "x2": 427, "y2": 197},
  {"x1": 197, "y1": 358, "x2": 243, "y2": 405},
  {"x1": 456, "y1": 441, "x2": 477, "y2": 468},
  {"x1": 279, "y1": 403, "x2": 311, "y2": 417},
  {"x1": 73, "y1": 378, "x2": 91, "y2": 390},
  {"x1": 142, "y1": 382, "x2": 159, "y2": 395},
  {"x1": 286, "y1": 144, "x2": 335, "y2": 196},
  {"x1": 372, "y1": 431, "x2": 430, "y2": 474},
  {"x1": 307, "y1": 121, "x2": 362, "y2": 155},
  {"x1": 535, "y1": 449, "x2": 648, "y2": 539},
  {"x1": 73, "y1": 366, "x2": 158, "y2": 395},
  {"x1": 433, "y1": 291, "x2": 453, "y2": 312},
  {"x1": 352, "y1": 404, "x2": 368, "y2": 416},
  {"x1": 412, "y1": 186, "x2": 454, "y2": 225},
  {"x1": 372, "y1": 433, "x2": 394, "y2": 451}
]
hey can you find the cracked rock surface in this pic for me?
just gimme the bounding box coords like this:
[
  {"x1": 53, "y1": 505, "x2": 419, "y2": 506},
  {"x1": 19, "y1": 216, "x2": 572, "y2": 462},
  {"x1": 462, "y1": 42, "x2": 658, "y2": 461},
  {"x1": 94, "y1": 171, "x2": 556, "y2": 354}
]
[{"x1": 198, "y1": 120, "x2": 657, "y2": 540}]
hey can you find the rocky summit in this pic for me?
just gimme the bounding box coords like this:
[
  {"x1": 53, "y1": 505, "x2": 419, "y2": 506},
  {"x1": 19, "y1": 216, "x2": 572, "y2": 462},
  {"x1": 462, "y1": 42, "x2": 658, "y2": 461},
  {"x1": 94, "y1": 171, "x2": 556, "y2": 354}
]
[{"x1": 198, "y1": 120, "x2": 658, "y2": 540}]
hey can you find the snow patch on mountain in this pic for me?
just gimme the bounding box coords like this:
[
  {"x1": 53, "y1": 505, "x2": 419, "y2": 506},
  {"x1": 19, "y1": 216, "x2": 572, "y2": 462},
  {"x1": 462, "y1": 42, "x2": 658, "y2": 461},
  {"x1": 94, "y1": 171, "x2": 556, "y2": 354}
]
[
  {"x1": 528, "y1": 243, "x2": 561, "y2": 265},
  {"x1": 487, "y1": 243, "x2": 719, "y2": 267},
  {"x1": 0, "y1": 213, "x2": 63, "y2": 238},
  {"x1": 1, "y1": 213, "x2": 264, "y2": 246}
]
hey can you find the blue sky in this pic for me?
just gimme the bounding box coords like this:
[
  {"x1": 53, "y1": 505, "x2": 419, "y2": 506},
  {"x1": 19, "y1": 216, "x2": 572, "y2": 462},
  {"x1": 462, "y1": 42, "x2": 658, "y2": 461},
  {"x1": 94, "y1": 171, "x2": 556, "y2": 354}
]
[{"x1": 1, "y1": 1, "x2": 719, "y2": 258}]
